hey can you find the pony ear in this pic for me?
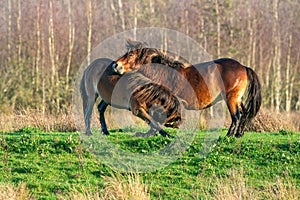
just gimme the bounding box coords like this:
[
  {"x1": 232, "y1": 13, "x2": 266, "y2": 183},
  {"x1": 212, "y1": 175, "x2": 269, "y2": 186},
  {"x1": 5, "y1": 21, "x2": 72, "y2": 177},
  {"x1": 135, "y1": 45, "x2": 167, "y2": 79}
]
[
  {"x1": 126, "y1": 38, "x2": 147, "y2": 51},
  {"x1": 178, "y1": 98, "x2": 188, "y2": 108}
]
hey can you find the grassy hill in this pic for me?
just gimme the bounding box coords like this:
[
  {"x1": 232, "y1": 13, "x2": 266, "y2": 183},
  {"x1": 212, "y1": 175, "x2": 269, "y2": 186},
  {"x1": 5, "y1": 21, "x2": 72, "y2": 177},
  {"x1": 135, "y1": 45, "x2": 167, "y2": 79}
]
[{"x1": 0, "y1": 127, "x2": 299, "y2": 199}]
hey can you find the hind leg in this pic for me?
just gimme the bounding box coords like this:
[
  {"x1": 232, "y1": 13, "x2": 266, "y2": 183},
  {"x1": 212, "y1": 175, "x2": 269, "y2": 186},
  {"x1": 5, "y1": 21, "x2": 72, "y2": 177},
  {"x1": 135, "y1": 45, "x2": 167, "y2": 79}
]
[
  {"x1": 97, "y1": 100, "x2": 109, "y2": 135},
  {"x1": 226, "y1": 95, "x2": 242, "y2": 137},
  {"x1": 227, "y1": 111, "x2": 240, "y2": 137},
  {"x1": 83, "y1": 98, "x2": 95, "y2": 136},
  {"x1": 235, "y1": 103, "x2": 247, "y2": 137}
]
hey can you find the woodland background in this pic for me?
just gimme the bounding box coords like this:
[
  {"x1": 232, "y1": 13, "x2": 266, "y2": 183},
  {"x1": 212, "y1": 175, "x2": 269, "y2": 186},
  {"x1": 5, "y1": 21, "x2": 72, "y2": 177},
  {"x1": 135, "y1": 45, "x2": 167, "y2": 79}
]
[{"x1": 0, "y1": 0, "x2": 300, "y2": 116}]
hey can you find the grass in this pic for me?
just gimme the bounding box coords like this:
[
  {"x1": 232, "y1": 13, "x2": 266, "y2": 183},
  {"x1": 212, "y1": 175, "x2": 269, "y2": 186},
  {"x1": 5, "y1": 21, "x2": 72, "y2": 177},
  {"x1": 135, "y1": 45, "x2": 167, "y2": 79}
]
[{"x1": 0, "y1": 126, "x2": 300, "y2": 199}]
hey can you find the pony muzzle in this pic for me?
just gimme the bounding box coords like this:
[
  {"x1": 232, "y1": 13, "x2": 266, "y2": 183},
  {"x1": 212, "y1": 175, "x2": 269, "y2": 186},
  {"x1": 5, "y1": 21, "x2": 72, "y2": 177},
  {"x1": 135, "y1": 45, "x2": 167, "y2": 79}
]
[{"x1": 112, "y1": 62, "x2": 124, "y2": 74}]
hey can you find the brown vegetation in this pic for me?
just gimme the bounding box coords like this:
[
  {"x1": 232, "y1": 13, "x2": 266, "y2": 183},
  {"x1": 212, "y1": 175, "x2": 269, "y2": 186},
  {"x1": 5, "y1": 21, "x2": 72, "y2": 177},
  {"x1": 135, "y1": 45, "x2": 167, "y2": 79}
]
[
  {"x1": 61, "y1": 172, "x2": 150, "y2": 200},
  {"x1": 0, "y1": 183, "x2": 33, "y2": 200},
  {"x1": 246, "y1": 108, "x2": 300, "y2": 132},
  {"x1": 3, "y1": 170, "x2": 297, "y2": 200},
  {"x1": 1, "y1": 107, "x2": 299, "y2": 134},
  {"x1": 0, "y1": 110, "x2": 76, "y2": 132},
  {"x1": 0, "y1": 0, "x2": 300, "y2": 116},
  {"x1": 207, "y1": 170, "x2": 299, "y2": 200}
]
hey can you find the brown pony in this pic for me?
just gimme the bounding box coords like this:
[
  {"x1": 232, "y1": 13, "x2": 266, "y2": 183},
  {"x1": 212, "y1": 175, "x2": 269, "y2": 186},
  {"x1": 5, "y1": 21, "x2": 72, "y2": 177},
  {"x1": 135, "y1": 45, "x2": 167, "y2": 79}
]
[
  {"x1": 113, "y1": 45, "x2": 262, "y2": 138},
  {"x1": 80, "y1": 58, "x2": 182, "y2": 137}
]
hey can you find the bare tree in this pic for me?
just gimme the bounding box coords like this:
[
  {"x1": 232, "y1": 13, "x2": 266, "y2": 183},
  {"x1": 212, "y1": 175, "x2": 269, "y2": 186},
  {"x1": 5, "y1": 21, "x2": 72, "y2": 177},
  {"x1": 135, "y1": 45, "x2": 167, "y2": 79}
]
[
  {"x1": 35, "y1": 1, "x2": 41, "y2": 92},
  {"x1": 285, "y1": 33, "x2": 297, "y2": 113},
  {"x1": 16, "y1": 0, "x2": 22, "y2": 65},
  {"x1": 86, "y1": 0, "x2": 93, "y2": 64},
  {"x1": 7, "y1": 0, "x2": 12, "y2": 63},
  {"x1": 1, "y1": 0, "x2": 300, "y2": 113},
  {"x1": 48, "y1": 0, "x2": 56, "y2": 86},
  {"x1": 118, "y1": 0, "x2": 126, "y2": 31},
  {"x1": 66, "y1": 0, "x2": 75, "y2": 90},
  {"x1": 273, "y1": 0, "x2": 282, "y2": 112},
  {"x1": 215, "y1": 0, "x2": 221, "y2": 58}
]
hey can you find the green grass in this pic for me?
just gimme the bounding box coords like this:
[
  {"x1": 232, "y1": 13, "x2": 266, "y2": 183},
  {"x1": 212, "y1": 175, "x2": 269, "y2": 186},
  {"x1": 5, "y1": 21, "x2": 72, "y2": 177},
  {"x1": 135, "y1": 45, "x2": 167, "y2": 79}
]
[{"x1": 0, "y1": 126, "x2": 300, "y2": 199}]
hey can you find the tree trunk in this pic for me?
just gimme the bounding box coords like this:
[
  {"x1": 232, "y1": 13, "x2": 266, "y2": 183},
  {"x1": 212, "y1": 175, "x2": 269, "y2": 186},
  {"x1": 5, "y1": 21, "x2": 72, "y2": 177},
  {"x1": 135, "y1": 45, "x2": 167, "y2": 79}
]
[
  {"x1": 48, "y1": 0, "x2": 56, "y2": 86},
  {"x1": 87, "y1": 0, "x2": 93, "y2": 65},
  {"x1": 133, "y1": 2, "x2": 137, "y2": 40},
  {"x1": 17, "y1": 0, "x2": 22, "y2": 65},
  {"x1": 7, "y1": 0, "x2": 12, "y2": 64},
  {"x1": 35, "y1": 1, "x2": 41, "y2": 92},
  {"x1": 66, "y1": 0, "x2": 75, "y2": 90},
  {"x1": 247, "y1": 4, "x2": 253, "y2": 68},
  {"x1": 48, "y1": 0, "x2": 59, "y2": 109},
  {"x1": 41, "y1": 29, "x2": 46, "y2": 114},
  {"x1": 215, "y1": 0, "x2": 221, "y2": 58},
  {"x1": 251, "y1": 18, "x2": 257, "y2": 69},
  {"x1": 273, "y1": 0, "x2": 281, "y2": 113},
  {"x1": 285, "y1": 34, "x2": 292, "y2": 112},
  {"x1": 110, "y1": 0, "x2": 117, "y2": 35},
  {"x1": 118, "y1": 0, "x2": 126, "y2": 31},
  {"x1": 149, "y1": 0, "x2": 154, "y2": 13}
]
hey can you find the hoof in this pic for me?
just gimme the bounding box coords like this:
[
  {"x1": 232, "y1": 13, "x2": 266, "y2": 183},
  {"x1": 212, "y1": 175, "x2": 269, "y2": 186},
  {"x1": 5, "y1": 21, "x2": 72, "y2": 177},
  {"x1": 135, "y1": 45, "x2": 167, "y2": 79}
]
[
  {"x1": 234, "y1": 133, "x2": 244, "y2": 138},
  {"x1": 134, "y1": 132, "x2": 145, "y2": 137},
  {"x1": 226, "y1": 131, "x2": 235, "y2": 137},
  {"x1": 134, "y1": 132, "x2": 157, "y2": 138},
  {"x1": 85, "y1": 130, "x2": 92, "y2": 136},
  {"x1": 159, "y1": 130, "x2": 170, "y2": 137},
  {"x1": 102, "y1": 130, "x2": 110, "y2": 135}
]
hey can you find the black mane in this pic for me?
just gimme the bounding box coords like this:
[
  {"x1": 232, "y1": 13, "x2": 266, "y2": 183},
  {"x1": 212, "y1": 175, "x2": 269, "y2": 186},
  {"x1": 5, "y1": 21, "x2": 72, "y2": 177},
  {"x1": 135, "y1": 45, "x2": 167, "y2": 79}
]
[{"x1": 138, "y1": 48, "x2": 192, "y2": 69}]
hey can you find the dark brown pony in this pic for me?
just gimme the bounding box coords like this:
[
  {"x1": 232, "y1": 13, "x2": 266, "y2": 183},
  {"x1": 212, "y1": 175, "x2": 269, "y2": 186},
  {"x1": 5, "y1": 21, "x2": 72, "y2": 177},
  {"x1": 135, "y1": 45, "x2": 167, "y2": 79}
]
[
  {"x1": 113, "y1": 46, "x2": 262, "y2": 137},
  {"x1": 126, "y1": 72, "x2": 182, "y2": 136},
  {"x1": 80, "y1": 58, "x2": 182, "y2": 137}
]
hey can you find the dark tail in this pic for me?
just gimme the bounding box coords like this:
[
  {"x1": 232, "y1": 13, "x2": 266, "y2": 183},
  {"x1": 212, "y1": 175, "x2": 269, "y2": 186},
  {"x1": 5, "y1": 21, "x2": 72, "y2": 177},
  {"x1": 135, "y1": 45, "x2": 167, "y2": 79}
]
[
  {"x1": 241, "y1": 67, "x2": 262, "y2": 126},
  {"x1": 80, "y1": 72, "x2": 87, "y2": 112}
]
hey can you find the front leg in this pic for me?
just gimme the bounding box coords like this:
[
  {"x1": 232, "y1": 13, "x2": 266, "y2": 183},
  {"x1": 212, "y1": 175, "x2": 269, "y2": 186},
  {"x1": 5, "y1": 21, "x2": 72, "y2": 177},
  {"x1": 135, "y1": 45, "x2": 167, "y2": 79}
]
[
  {"x1": 135, "y1": 107, "x2": 169, "y2": 137},
  {"x1": 97, "y1": 100, "x2": 109, "y2": 135},
  {"x1": 158, "y1": 129, "x2": 170, "y2": 137},
  {"x1": 135, "y1": 126, "x2": 157, "y2": 137}
]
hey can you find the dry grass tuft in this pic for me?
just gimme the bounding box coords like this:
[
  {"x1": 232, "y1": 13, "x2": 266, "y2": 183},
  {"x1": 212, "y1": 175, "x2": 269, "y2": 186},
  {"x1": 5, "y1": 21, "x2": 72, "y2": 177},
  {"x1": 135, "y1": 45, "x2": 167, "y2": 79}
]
[
  {"x1": 206, "y1": 170, "x2": 299, "y2": 200},
  {"x1": 263, "y1": 177, "x2": 300, "y2": 200},
  {"x1": 209, "y1": 170, "x2": 257, "y2": 200},
  {"x1": 1, "y1": 107, "x2": 299, "y2": 133},
  {"x1": 0, "y1": 110, "x2": 76, "y2": 132},
  {"x1": 61, "y1": 172, "x2": 150, "y2": 200},
  {"x1": 247, "y1": 108, "x2": 299, "y2": 132},
  {"x1": 0, "y1": 183, "x2": 33, "y2": 200},
  {"x1": 100, "y1": 173, "x2": 150, "y2": 200},
  {"x1": 59, "y1": 186, "x2": 102, "y2": 200}
]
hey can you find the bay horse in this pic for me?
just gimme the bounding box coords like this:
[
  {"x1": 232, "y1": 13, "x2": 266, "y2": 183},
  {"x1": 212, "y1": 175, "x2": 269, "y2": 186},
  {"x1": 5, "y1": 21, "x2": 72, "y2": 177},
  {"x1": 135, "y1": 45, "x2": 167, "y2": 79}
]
[
  {"x1": 80, "y1": 58, "x2": 182, "y2": 137},
  {"x1": 113, "y1": 45, "x2": 262, "y2": 138}
]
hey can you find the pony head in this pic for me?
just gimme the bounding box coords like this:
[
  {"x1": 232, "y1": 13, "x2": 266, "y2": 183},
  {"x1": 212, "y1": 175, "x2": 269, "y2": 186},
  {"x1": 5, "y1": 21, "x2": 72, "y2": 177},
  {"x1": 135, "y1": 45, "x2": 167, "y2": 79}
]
[
  {"x1": 112, "y1": 39, "x2": 162, "y2": 74},
  {"x1": 113, "y1": 40, "x2": 192, "y2": 74}
]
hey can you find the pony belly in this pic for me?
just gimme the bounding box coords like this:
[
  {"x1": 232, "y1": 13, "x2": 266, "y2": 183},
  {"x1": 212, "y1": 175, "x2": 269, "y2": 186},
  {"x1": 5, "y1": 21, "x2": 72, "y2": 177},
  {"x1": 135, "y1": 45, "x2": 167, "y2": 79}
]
[{"x1": 182, "y1": 92, "x2": 222, "y2": 110}]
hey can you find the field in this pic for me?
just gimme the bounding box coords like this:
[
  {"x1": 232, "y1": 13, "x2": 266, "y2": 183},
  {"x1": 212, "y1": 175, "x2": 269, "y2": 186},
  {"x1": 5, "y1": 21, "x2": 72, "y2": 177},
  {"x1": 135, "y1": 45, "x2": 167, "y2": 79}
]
[{"x1": 0, "y1": 126, "x2": 299, "y2": 199}]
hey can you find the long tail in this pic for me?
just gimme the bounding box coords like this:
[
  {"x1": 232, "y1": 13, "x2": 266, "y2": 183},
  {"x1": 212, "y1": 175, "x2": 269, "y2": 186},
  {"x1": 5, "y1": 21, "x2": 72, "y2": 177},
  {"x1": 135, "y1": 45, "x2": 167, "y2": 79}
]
[
  {"x1": 80, "y1": 71, "x2": 87, "y2": 113},
  {"x1": 241, "y1": 67, "x2": 262, "y2": 126}
]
